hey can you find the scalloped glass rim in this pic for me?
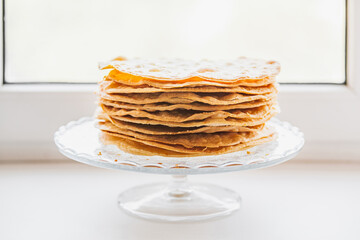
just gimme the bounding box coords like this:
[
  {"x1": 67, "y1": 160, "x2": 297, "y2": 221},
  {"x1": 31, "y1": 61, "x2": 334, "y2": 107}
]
[{"x1": 54, "y1": 117, "x2": 304, "y2": 175}]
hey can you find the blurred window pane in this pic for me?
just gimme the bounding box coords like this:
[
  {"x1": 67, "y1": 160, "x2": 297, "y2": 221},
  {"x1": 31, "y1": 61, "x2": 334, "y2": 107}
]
[{"x1": 5, "y1": 0, "x2": 345, "y2": 83}]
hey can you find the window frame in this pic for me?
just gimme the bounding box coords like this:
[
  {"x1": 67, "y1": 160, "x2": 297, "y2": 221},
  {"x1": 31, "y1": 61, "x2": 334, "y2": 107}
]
[{"x1": 0, "y1": 0, "x2": 359, "y2": 161}]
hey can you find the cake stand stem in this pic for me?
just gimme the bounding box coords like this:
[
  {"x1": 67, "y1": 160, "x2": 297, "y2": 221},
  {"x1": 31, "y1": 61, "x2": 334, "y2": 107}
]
[
  {"x1": 118, "y1": 174, "x2": 241, "y2": 222},
  {"x1": 166, "y1": 175, "x2": 192, "y2": 199}
]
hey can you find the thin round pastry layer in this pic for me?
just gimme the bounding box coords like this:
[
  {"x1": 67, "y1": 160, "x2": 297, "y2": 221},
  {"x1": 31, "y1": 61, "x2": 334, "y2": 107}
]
[
  {"x1": 98, "y1": 91, "x2": 277, "y2": 105},
  {"x1": 99, "y1": 98, "x2": 276, "y2": 112},
  {"x1": 100, "y1": 57, "x2": 280, "y2": 82},
  {"x1": 100, "y1": 79, "x2": 278, "y2": 94},
  {"x1": 100, "y1": 128, "x2": 275, "y2": 155},
  {"x1": 98, "y1": 120, "x2": 266, "y2": 148},
  {"x1": 97, "y1": 115, "x2": 264, "y2": 135},
  {"x1": 100, "y1": 104, "x2": 275, "y2": 122},
  {"x1": 108, "y1": 109, "x2": 276, "y2": 127}
]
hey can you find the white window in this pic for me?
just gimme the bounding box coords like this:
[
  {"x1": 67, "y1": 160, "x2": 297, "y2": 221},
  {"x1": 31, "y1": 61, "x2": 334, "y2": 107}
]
[
  {"x1": 5, "y1": 0, "x2": 345, "y2": 84},
  {"x1": 0, "y1": 0, "x2": 359, "y2": 161}
]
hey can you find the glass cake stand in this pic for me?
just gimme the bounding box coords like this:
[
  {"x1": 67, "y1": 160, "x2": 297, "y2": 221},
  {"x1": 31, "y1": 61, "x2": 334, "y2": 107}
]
[{"x1": 54, "y1": 117, "x2": 304, "y2": 222}]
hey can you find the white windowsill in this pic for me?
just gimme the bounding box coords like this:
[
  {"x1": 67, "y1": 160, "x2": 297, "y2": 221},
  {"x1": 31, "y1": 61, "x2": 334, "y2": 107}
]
[{"x1": 0, "y1": 161, "x2": 359, "y2": 240}]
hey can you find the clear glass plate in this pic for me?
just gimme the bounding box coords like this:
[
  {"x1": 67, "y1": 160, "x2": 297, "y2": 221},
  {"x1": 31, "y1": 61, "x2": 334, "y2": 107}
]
[
  {"x1": 54, "y1": 117, "x2": 304, "y2": 175},
  {"x1": 54, "y1": 117, "x2": 304, "y2": 222}
]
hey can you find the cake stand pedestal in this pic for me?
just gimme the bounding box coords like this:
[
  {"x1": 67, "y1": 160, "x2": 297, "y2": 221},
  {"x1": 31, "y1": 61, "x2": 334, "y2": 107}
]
[{"x1": 54, "y1": 117, "x2": 304, "y2": 222}]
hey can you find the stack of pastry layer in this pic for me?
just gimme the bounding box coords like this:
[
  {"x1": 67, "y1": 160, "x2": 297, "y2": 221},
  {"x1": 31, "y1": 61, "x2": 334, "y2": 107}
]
[{"x1": 96, "y1": 57, "x2": 280, "y2": 157}]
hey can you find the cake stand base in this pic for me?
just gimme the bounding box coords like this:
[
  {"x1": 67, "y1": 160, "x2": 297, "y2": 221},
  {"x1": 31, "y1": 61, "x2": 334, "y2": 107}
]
[{"x1": 118, "y1": 175, "x2": 241, "y2": 222}]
